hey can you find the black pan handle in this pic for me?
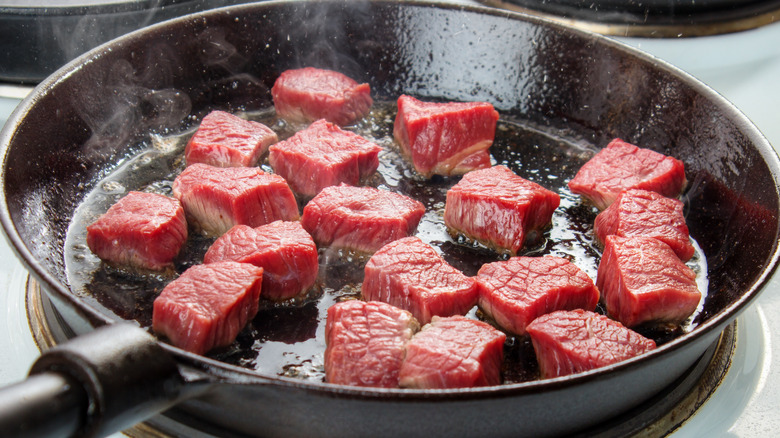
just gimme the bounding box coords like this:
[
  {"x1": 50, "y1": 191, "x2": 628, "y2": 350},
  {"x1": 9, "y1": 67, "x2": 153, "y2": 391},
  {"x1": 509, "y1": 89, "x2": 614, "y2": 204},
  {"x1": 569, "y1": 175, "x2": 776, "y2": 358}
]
[{"x1": 0, "y1": 322, "x2": 185, "y2": 438}]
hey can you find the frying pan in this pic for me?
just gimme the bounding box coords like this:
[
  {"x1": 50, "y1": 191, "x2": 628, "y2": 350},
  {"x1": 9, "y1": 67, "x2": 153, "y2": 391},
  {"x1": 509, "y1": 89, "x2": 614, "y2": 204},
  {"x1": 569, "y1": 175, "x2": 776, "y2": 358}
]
[{"x1": 1, "y1": 1, "x2": 779, "y2": 437}]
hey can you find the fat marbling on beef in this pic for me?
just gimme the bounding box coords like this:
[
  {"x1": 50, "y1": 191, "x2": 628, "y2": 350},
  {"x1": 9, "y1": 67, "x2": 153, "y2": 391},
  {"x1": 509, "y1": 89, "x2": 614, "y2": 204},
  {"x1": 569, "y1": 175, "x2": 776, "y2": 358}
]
[
  {"x1": 172, "y1": 163, "x2": 299, "y2": 236},
  {"x1": 324, "y1": 300, "x2": 420, "y2": 388},
  {"x1": 526, "y1": 309, "x2": 657, "y2": 378},
  {"x1": 477, "y1": 256, "x2": 599, "y2": 336},
  {"x1": 301, "y1": 184, "x2": 425, "y2": 253},
  {"x1": 269, "y1": 119, "x2": 382, "y2": 197},
  {"x1": 594, "y1": 188, "x2": 694, "y2": 261},
  {"x1": 597, "y1": 235, "x2": 702, "y2": 328},
  {"x1": 444, "y1": 165, "x2": 560, "y2": 255},
  {"x1": 399, "y1": 315, "x2": 506, "y2": 389},
  {"x1": 184, "y1": 110, "x2": 278, "y2": 168},
  {"x1": 152, "y1": 261, "x2": 264, "y2": 355},
  {"x1": 393, "y1": 95, "x2": 498, "y2": 178},
  {"x1": 86, "y1": 191, "x2": 187, "y2": 270},
  {"x1": 271, "y1": 67, "x2": 373, "y2": 126},
  {"x1": 203, "y1": 221, "x2": 318, "y2": 301},
  {"x1": 568, "y1": 138, "x2": 686, "y2": 210},
  {"x1": 362, "y1": 236, "x2": 478, "y2": 324}
]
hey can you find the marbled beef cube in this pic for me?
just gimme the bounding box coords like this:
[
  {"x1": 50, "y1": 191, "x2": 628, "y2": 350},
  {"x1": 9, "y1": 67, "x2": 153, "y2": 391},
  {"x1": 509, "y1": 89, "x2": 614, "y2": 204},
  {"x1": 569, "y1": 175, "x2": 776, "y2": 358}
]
[
  {"x1": 477, "y1": 256, "x2": 599, "y2": 336},
  {"x1": 393, "y1": 95, "x2": 498, "y2": 178},
  {"x1": 568, "y1": 138, "x2": 687, "y2": 210},
  {"x1": 325, "y1": 300, "x2": 419, "y2": 388},
  {"x1": 269, "y1": 119, "x2": 382, "y2": 197},
  {"x1": 594, "y1": 189, "x2": 694, "y2": 261},
  {"x1": 271, "y1": 67, "x2": 373, "y2": 126},
  {"x1": 526, "y1": 309, "x2": 657, "y2": 379},
  {"x1": 301, "y1": 184, "x2": 424, "y2": 253},
  {"x1": 204, "y1": 221, "x2": 318, "y2": 301},
  {"x1": 184, "y1": 110, "x2": 278, "y2": 168},
  {"x1": 152, "y1": 261, "x2": 264, "y2": 355},
  {"x1": 172, "y1": 163, "x2": 299, "y2": 236},
  {"x1": 362, "y1": 236, "x2": 478, "y2": 324},
  {"x1": 86, "y1": 191, "x2": 187, "y2": 270},
  {"x1": 399, "y1": 315, "x2": 506, "y2": 389},
  {"x1": 597, "y1": 235, "x2": 702, "y2": 328},
  {"x1": 444, "y1": 165, "x2": 560, "y2": 255}
]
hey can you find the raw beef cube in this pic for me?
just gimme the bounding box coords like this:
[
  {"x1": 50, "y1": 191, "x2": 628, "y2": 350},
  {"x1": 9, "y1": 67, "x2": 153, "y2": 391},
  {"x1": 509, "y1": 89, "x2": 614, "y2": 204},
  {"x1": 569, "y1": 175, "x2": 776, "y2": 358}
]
[
  {"x1": 325, "y1": 300, "x2": 420, "y2": 388},
  {"x1": 203, "y1": 221, "x2": 318, "y2": 301},
  {"x1": 399, "y1": 315, "x2": 506, "y2": 389},
  {"x1": 362, "y1": 236, "x2": 478, "y2": 324},
  {"x1": 393, "y1": 95, "x2": 498, "y2": 178},
  {"x1": 152, "y1": 261, "x2": 264, "y2": 355},
  {"x1": 301, "y1": 184, "x2": 425, "y2": 253},
  {"x1": 477, "y1": 256, "x2": 599, "y2": 336},
  {"x1": 444, "y1": 165, "x2": 560, "y2": 255},
  {"x1": 526, "y1": 309, "x2": 657, "y2": 378},
  {"x1": 568, "y1": 138, "x2": 687, "y2": 210},
  {"x1": 184, "y1": 110, "x2": 278, "y2": 168},
  {"x1": 269, "y1": 119, "x2": 382, "y2": 197},
  {"x1": 86, "y1": 191, "x2": 187, "y2": 270},
  {"x1": 594, "y1": 188, "x2": 694, "y2": 261},
  {"x1": 271, "y1": 67, "x2": 373, "y2": 126},
  {"x1": 172, "y1": 163, "x2": 299, "y2": 236},
  {"x1": 597, "y1": 235, "x2": 702, "y2": 328}
]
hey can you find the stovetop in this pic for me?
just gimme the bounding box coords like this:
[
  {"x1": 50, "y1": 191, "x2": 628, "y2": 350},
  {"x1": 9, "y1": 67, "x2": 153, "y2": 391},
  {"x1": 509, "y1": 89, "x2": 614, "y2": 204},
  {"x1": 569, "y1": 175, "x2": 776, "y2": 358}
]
[{"x1": 1, "y1": 2, "x2": 780, "y2": 436}]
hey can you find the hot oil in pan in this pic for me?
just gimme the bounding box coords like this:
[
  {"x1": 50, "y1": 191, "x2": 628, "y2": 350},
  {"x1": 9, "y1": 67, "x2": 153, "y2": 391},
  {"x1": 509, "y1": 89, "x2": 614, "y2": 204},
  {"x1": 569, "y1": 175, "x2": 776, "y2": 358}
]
[{"x1": 64, "y1": 102, "x2": 709, "y2": 385}]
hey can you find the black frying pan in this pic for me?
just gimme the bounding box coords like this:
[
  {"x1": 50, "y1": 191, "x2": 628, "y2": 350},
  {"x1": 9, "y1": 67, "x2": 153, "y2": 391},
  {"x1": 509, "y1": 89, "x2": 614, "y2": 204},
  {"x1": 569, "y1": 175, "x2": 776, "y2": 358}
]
[{"x1": 0, "y1": 1, "x2": 779, "y2": 437}]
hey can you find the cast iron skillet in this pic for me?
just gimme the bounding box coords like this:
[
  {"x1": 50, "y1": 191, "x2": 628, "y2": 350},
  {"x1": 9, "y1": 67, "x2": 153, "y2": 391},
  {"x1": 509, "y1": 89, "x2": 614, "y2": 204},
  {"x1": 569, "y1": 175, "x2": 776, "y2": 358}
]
[{"x1": 0, "y1": 1, "x2": 779, "y2": 437}]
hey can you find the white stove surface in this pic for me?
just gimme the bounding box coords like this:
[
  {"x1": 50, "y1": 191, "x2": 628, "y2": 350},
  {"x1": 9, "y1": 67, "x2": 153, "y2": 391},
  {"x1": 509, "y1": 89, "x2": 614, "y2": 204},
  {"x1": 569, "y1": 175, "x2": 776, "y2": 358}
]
[{"x1": 1, "y1": 9, "x2": 780, "y2": 437}]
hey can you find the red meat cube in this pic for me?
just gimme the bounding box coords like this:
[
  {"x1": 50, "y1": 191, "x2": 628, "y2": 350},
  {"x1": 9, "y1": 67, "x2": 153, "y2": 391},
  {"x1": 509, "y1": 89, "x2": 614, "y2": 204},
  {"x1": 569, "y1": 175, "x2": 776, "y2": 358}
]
[
  {"x1": 184, "y1": 110, "x2": 278, "y2": 168},
  {"x1": 444, "y1": 165, "x2": 560, "y2": 255},
  {"x1": 594, "y1": 189, "x2": 694, "y2": 261},
  {"x1": 568, "y1": 138, "x2": 687, "y2": 210},
  {"x1": 324, "y1": 300, "x2": 420, "y2": 388},
  {"x1": 526, "y1": 309, "x2": 657, "y2": 379},
  {"x1": 399, "y1": 315, "x2": 506, "y2": 389},
  {"x1": 362, "y1": 236, "x2": 478, "y2": 324},
  {"x1": 152, "y1": 261, "x2": 264, "y2": 355},
  {"x1": 172, "y1": 163, "x2": 299, "y2": 236},
  {"x1": 86, "y1": 191, "x2": 187, "y2": 270},
  {"x1": 301, "y1": 184, "x2": 425, "y2": 253},
  {"x1": 597, "y1": 235, "x2": 702, "y2": 328},
  {"x1": 203, "y1": 221, "x2": 318, "y2": 301},
  {"x1": 271, "y1": 67, "x2": 373, "y2": 126},
  {"x1": 269, "y1": 119, "x2": 382, "y2": 197},
  {"x1": 477, "y1": 256, "x2": 599, "y2": 336},
  {"x1": 393, "y1": 95, "x2": 498, "y2": 178}
]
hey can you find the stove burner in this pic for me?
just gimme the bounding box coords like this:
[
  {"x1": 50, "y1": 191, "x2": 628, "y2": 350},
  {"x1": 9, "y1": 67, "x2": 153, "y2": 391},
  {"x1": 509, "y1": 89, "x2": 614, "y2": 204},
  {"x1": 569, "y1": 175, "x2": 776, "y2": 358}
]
[{"x1": 24, "y1": 278, "x2": 738, "y2": 437}]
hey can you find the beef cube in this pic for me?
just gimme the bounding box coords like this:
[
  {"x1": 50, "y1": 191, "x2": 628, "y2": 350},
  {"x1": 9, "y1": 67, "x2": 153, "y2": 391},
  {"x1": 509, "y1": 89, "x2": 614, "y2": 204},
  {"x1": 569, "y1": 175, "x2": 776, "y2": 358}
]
[
  {"x1": 86, "y1": 191, "x2": 187, "y2": 270},
  {"x1": 526, "y1": 309, "x2": 657, "y2": 378},
  {"x1": 152, "y1": 261, "x2": 264, "y2": 355},
  {"x1": 597, "y1": 235, "x2": 702, "y2": 328},
  {"x1": 393, "y1": 95, "x2": 498, "y2": 178},
  {"x1": 269, "y1": 119, "x2": 382, "y2": 197},
  {"x1": 301, "y1": 184, "x2": 425, "y2": 253},
  {"x1": 568, "y1": 138, "x2": 687, "y2": 210},
  {"x1": 362, "y1": 236, "x2": 478, "y2": 324},
  {"x1": 184, "y1": 110, "x2": 278, "y2": 168},
  {"x1": 203, "y1": 221, "x2": 318, "y2": 301},
  {"x1": 444, "y1": 165, "x2": 560, "y2": 255},
  {"x1": 271, "y1": 67, "x2": 373, "y2": 126},
  {"x1": 477, "y1": 256, "x2": 599, "y2": 336},
  {"x1": 325, "y1": 300, "x2": 420, "y2": 388},
  {"x1": 594, "y1": 189, "x2": 694, "y2": 261},
  {"x1": 399, "y1": 315, "x2": 506, "y2": 389},
  {"x1": 172, "y1": 163, "x2": 299, "y2": 236}
]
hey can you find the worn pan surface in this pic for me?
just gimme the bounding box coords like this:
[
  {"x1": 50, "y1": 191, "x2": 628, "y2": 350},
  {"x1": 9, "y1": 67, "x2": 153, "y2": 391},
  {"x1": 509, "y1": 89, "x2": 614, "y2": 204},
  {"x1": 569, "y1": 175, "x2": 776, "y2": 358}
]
[{"x1": 1, "y1": 1, "x2": 779, "y2": 437}]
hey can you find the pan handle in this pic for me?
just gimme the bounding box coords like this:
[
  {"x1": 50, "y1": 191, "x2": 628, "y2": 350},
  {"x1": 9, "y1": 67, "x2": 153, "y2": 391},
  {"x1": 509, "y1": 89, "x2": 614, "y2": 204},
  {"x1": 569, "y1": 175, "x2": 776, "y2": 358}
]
[{"x1": 0, "y1": 322, "x2": 185, "y2": 438}]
